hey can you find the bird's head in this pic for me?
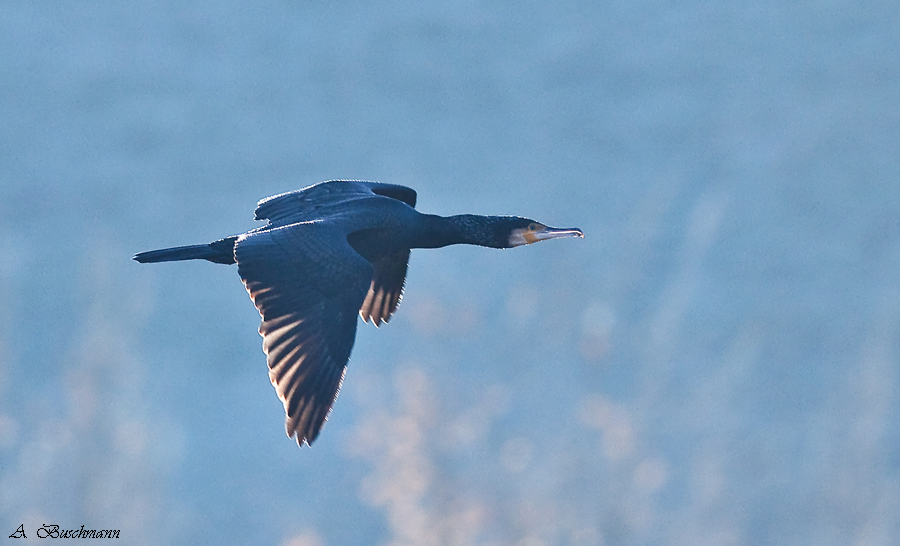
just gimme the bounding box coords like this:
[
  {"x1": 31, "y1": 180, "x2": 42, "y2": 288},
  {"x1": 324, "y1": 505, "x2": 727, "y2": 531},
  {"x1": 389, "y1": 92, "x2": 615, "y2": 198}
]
[{"x1": 502, "y1": 217, "x2": 584, "y2": 248}]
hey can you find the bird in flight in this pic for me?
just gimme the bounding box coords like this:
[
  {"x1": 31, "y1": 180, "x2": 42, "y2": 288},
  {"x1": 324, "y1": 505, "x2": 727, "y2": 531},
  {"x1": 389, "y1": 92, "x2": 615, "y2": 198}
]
[{"x1": 135, "y1": 180, "x2": 583, "y2": 447}]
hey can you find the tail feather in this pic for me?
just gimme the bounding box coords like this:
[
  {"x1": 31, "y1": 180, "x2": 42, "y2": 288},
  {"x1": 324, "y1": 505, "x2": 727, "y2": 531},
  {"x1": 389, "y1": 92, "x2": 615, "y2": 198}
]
[{"x1": 133, "y1": 236, "x2": 237, "y2": 265}]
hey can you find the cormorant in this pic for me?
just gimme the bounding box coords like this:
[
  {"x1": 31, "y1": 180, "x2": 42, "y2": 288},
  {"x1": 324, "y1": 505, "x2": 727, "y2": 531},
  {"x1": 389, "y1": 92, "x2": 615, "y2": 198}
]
[{"x1": 134, "y1": 180, "x2": 583, "y2": 447}]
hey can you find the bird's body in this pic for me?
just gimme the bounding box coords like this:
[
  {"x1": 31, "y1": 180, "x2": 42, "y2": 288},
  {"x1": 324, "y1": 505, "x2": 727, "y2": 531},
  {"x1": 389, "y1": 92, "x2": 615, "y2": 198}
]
[{"x1": 135, "y1": 180, "x2": 583, "y2": 446}]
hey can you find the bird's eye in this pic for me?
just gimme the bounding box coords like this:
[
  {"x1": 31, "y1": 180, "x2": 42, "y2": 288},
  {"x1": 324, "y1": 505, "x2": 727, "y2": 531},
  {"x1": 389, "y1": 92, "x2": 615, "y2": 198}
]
[{"x1": 528, "y1": 223, "x2": 540, "y2": 231}]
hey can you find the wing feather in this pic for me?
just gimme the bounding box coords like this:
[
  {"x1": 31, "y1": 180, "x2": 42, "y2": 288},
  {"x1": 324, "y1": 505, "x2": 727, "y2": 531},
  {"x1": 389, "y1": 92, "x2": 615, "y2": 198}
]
[{"x1": 359, "y1": 249, "x2": 410, "y2": 325}]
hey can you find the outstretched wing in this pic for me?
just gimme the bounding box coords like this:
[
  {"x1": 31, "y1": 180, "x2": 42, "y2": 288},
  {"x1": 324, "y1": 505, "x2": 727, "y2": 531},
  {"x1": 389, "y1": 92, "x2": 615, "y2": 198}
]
[
  {"x1": 359, "y1": 249, "x2": 410, "y2": 325},
  {"x1": 254, "y1": 180, "x2": 417, "y2": 225},
  {"x1": 234, "y1": 221, "x2": 372, "y2": 446}
]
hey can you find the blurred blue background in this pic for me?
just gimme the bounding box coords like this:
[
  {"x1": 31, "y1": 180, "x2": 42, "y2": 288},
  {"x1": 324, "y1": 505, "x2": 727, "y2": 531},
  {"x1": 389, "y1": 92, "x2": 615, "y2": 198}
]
[{"x1": 2, "y1": 1, "x2": 899, "y2": 545}]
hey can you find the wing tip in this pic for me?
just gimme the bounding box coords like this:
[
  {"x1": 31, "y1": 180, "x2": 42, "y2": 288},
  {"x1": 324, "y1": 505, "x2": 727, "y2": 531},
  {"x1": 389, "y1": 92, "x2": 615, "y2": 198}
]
[
  {"x1": 359, "y1": 310, "x2": 392, "y2": 328},
  {"x1": 279, "y1": 367, "x2": 347, "y2": 449},
  {"x1": 287, "y1": 425, "x2": 317, "y2": 448}
]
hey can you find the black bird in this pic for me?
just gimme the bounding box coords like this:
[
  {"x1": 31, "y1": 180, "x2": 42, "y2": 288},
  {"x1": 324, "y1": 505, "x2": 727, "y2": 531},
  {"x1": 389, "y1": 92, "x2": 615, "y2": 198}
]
[{"x1": 134, "y1": 180, "x2": 583, "y2": 446}]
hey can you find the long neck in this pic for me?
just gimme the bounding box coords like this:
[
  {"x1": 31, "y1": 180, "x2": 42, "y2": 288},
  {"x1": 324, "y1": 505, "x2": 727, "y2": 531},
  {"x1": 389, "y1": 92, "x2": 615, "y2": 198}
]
[{"x1": 411, "y1": 214, "x2": 504, "y2": 249}]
